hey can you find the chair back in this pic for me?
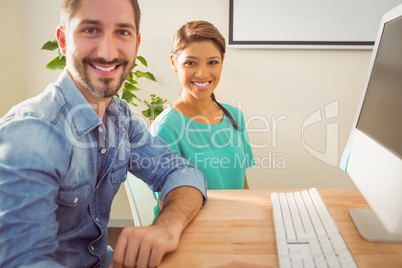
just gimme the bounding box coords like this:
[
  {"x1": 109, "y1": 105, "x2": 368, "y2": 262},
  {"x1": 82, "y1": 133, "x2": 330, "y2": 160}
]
[{"x1": 124, "y1": 173, "x2": 158, "y2": 227}]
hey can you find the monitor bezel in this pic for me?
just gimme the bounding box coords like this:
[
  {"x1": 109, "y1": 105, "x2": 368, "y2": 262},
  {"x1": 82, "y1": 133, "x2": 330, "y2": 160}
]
[{"x1": 345, "y1": 4, "x2": 402, "y2": 237}]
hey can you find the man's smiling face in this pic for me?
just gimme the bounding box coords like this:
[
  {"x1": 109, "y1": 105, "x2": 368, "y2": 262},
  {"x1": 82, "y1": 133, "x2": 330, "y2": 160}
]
[{"x1": 60, "y1": 0, "x2": 140, "y2": 99}]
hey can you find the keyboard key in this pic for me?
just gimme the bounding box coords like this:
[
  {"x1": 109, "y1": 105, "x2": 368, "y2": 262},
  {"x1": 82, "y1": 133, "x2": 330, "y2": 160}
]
[{"x1": 279, "y1": 193, "x2": 297, "y2": 243}]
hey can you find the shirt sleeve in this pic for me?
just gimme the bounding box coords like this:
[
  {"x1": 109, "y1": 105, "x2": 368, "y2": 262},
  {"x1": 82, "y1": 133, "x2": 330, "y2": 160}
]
[
  {"x1": 127, "y1": 114, "x2": 207, "y2": 206},
  {"x1": 0, "y1": 117, "x2": 69, "y2": 268}
]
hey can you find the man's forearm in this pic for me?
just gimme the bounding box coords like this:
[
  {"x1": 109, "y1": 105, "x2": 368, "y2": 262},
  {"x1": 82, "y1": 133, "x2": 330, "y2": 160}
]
[
  {"x1": 155, "y1": 186, "x2": 204, "y2": 235},
  {"x1": 111, "y1": 187, "x2": 205, "y2": 268}
]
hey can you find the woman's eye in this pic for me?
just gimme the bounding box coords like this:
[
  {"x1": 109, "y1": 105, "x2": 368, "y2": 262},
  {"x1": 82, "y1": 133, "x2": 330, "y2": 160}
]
[
  {"x1": 209, "y1": 59, "x2": 222, "y2": 65},
  {"x1": 184, "y1": 61, "x2": 196, "y2": 66}
]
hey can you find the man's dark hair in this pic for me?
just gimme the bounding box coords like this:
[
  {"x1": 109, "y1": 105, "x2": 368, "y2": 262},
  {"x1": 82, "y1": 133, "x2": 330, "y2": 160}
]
[{"x1": 60, "y1": 0, "x2": 141, "y2": 34}]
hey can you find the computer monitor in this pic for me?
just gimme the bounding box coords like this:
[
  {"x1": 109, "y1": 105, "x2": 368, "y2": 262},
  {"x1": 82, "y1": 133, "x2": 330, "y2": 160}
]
[{"x1": 340, "y1": 4, "x2": 402, "y2": 242}]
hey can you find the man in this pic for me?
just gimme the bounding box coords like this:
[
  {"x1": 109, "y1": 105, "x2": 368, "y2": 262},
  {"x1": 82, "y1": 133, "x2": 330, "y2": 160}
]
[{"x1": 0, "y1": 0, "x2": 207, "y2": 267}]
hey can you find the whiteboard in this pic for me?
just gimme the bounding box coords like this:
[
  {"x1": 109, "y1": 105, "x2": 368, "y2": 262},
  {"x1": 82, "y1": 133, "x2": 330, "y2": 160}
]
[{"x1": 229, "y1": 0, "x2": 402, "y2": 49}]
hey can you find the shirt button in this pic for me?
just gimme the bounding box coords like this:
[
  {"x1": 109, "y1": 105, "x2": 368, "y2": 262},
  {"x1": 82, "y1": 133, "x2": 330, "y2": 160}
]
[
  {"x1": 90, "y1": 245, "x2": 95, "y2": 251},
  {"x1": 74, "y1": 197, "x2": 79, "y2": 203},
  {"x1": 100, "y1": 148, "x2": 107, "y2": 154},
  {"x1": 95, "y1": 217, "x2": 99, "y2": 222},
  {"x1": 98, "y1": 127, "x2": 103, "y2": 133}
]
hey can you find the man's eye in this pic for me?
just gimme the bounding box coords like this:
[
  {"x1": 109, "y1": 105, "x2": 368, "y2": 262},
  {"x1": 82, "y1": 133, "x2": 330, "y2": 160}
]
[
  {"x1": 117, "y1": 30, "x2": 129, "y2": 36},
  {"x1": 84, "y1": 28, "x2": 97, "y2": 34}
]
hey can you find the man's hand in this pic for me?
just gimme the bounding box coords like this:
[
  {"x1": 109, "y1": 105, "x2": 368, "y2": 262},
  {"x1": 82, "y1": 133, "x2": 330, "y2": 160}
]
[
  {"x1": 110, "y1": 225, "x2": 179, "y2": 268},
  {"x1": 109, "y1": 186, "x2": 204, "y2": 267}
]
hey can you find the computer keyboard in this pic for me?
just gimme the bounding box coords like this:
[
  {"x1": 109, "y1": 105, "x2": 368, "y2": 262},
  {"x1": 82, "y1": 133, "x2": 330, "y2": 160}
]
[{"x1": 271, "y1": 188, "x2": 357, "y2": 268}]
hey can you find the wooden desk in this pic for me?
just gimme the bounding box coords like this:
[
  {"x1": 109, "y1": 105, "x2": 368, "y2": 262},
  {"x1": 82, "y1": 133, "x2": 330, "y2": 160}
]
[{"x1": 160, "y1": 189, "x2": 402, "y2": 267}]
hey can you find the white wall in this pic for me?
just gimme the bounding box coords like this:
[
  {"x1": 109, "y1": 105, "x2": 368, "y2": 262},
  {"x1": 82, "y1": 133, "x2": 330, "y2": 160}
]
[
  {"x1": 0, "y1": 1, "x2": 27, "y2": 117},
  {"x1": 4, "y1": 0, "x2": 375, "y2": 222},
  {"x1": 20, "y1": 0, "x2": 62, "y2": 99}
]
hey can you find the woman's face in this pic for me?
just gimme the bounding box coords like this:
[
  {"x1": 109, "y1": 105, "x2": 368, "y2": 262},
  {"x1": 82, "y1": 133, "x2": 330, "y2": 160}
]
[{"x1": 172, "y1": 40, "x2": 223, "y2": 101}]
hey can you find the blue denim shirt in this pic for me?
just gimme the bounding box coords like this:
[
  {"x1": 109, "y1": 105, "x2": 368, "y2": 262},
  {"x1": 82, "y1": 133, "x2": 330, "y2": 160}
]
[{"x1": 0, "y1": 70, "x2": 207, "y2": 268}]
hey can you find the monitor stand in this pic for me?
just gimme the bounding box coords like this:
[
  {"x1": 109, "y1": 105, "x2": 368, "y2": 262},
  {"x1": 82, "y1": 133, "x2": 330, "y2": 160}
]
[{"x1": 349, "y1": 208, "x2": 402, "y2": 243}]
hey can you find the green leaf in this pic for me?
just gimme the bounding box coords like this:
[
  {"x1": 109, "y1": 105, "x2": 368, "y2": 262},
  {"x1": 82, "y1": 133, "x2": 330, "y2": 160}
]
[
  {"x1": 155, "y1": 98, "x2": 165, "y2": 105},
  {"x1": 45, "y1": 56, "x2": 66, "y2": 70},
  {"x1": 121, "y1": 91, "x2": 141, "y2": 106},
  {"x1": 125, "y1": 75, "x2": 137, "y2": 85},
  {"x1": 133, "y1": 71, "x2": 157, "y2": 82},
  {"x1": 136, "y1": 56, "x2": 148, "y2": 67},
  {"x1": 121, "y1": 90, "x2": 135, "y2": 100},
  {"x1": 142, "y1": 110, "x2": 151, "y2": 118},
  {"x1": 123, "y1": 82, "x2": 141, "y2": 91},
  {"x1": 127, "y1": 98, "x2": 138, "y2": 107},
  {"x1": 41, "y1": 40, "x2": 59, "y2": 51},
  {"x1": 141, "y1": 94, "x2": 167, "y2": 119}
]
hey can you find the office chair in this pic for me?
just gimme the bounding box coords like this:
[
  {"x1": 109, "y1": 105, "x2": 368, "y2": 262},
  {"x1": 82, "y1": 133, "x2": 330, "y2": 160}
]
[{"x1": 123, "y1": 172, "x2": 159, "y2": 227}]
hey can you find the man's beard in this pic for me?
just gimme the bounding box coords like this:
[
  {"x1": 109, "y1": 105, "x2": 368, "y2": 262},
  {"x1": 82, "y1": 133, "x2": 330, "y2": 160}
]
[{"x1": 73, "y1": 56, "x2": 135, "y2": 98}]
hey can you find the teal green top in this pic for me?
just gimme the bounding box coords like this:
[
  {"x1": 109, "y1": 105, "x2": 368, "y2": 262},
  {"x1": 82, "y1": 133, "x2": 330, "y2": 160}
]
[{"x1": 150, "y1": 103, "x2": 255, "y2": 189}]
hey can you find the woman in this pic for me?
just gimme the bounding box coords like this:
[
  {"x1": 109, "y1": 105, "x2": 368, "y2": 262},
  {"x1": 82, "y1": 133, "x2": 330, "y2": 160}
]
[{"x1": 151, "y1": 20, "x2": 254, "y2": 193}]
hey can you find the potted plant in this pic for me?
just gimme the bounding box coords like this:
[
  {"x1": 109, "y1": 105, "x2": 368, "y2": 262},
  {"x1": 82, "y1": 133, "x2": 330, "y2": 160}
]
[
  {"x1": 142, "y1": 94, "x2": 167, "y2": 123},
  {"x1": 41, "y1": 39, "x2": 166, "y2": 120}
]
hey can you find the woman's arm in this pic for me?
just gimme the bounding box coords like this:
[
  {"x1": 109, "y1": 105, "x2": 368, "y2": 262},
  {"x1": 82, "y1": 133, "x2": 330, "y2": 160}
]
[{"x1": 244, "y1": 175, "x2": 249, "y2": 189}]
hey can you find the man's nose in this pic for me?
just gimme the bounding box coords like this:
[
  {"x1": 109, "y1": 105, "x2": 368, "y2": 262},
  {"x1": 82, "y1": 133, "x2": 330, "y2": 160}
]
[{"x1": 97, "y1": 34, "x2": 119, "y2": 61}]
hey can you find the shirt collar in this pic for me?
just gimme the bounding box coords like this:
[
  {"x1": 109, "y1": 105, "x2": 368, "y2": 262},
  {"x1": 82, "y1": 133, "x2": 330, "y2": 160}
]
[
  {"x1": 54, "y1": 69, "x2": 129, "y2": 138},
  {"x1": 54, "y1": 69, "x2": 102, "y2": 137}
]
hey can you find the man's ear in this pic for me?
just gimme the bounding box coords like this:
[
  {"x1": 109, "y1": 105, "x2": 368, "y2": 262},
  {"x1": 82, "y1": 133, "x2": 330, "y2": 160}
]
[
  {"x1": 170, "y1": 54, "x2": 177, "y2": 72},
  {"x1": 136, "y1": 33, "x2": 141, "y2": 54},
  {"x1": 56, "y1": 26, "x2": 67, "y2": 56}
]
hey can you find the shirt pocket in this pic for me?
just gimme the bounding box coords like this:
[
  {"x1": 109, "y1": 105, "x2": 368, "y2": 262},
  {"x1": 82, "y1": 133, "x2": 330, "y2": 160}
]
[
  {"x1": 111, "y1": 164, "x2": 128, "y2": 194},
  {"x1": 55, "y1": 180, "x2": 90, "y2": 235},
  {"x1": 56, "y1": 180, "x2": 90, "y2": 207}
]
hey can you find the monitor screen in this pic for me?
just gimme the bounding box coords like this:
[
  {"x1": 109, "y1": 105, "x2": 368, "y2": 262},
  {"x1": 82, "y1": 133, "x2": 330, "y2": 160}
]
[{"x1": 356, "y1": 16, "x2": 402, "y2": 159}]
